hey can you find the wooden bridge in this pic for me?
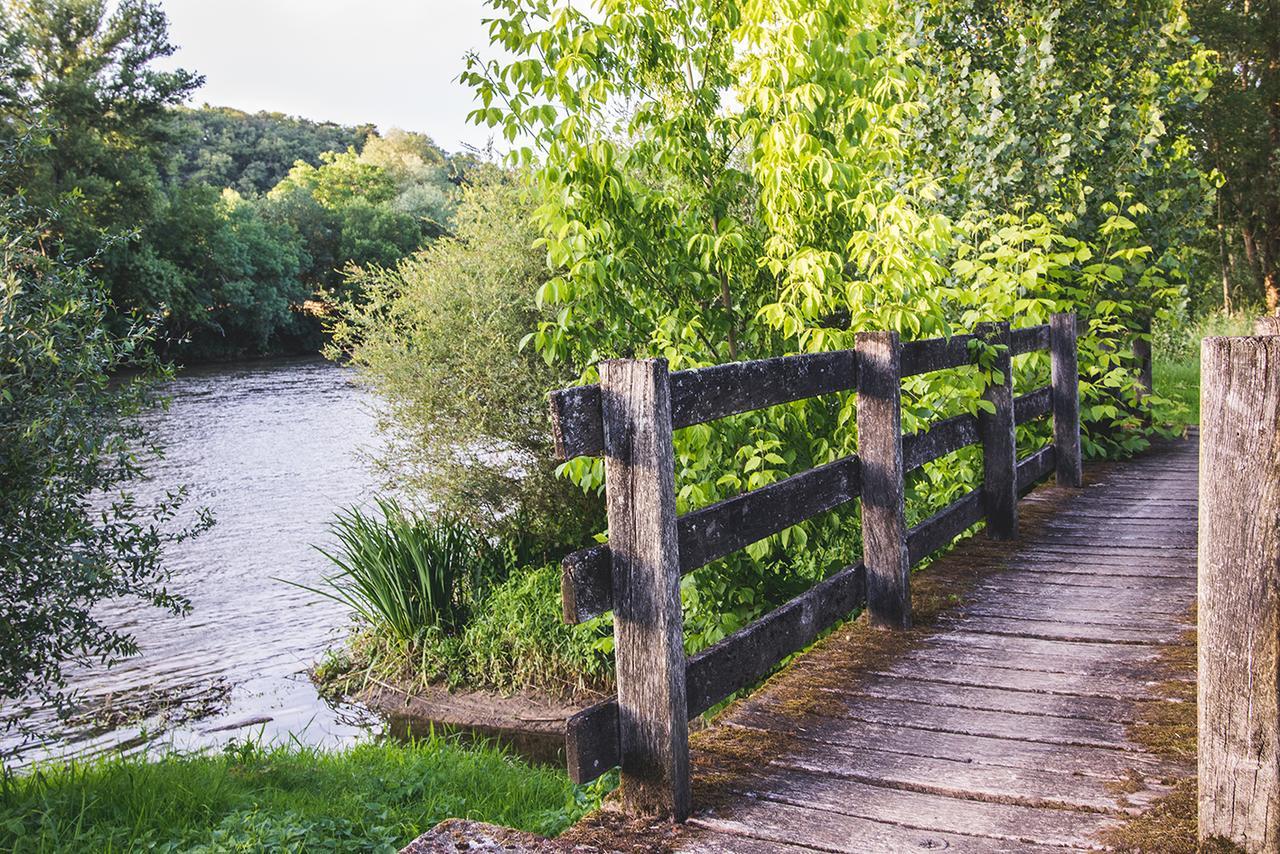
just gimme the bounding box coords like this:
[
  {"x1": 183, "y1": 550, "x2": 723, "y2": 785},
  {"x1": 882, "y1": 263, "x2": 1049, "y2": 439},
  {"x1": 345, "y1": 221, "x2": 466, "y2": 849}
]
[{"x1": 407, "y1": 324, "x2": 1280, "y2": 853}]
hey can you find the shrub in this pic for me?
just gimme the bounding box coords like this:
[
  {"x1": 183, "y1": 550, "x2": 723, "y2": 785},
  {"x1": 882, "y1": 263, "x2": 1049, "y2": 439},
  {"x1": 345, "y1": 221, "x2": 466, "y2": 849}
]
[{"x1": 328, "y1": 172, "x2": 603, "y2": 551}]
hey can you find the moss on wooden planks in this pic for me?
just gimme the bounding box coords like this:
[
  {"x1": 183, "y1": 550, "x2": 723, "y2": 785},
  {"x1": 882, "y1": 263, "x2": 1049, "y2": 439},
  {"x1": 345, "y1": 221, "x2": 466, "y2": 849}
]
[{"x1": 1098, "y1": 610, "x2": 1242, "y2": 854}]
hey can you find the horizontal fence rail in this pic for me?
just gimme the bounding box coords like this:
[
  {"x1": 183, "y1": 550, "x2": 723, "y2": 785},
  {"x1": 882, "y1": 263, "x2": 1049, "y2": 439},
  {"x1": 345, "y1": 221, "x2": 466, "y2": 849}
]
[{"x1": 546, "y1": 314, "x2": 1083, "y2": 819}]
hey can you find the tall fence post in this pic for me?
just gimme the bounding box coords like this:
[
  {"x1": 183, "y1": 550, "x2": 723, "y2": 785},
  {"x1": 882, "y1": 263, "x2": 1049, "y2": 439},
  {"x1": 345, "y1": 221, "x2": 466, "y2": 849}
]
[
  {"x1": 1198, "y1": 335, "x2": 1280, "y2": 852},
  {"x1": 1049, "y1": 312, "x2": 1083, "y2": 487},
  {"x1": 856, "y1": 330, "x2": 911, "y2": 629},
  {"x1": 599, "y1": 358, "x2": 690, "y2": 821},
  {"x1": 977, "y1": 321, "x2": 1017, "y2": 539},
  {"x1": 1257, "y1": 315, "x2": 1280, "y2": 336}
]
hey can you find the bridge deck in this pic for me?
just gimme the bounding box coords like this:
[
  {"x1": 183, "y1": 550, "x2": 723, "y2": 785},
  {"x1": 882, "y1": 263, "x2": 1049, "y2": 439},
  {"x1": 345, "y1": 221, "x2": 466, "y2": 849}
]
[{"x1": 552, "y1": 439, "x2": 1198, "y2": 852}]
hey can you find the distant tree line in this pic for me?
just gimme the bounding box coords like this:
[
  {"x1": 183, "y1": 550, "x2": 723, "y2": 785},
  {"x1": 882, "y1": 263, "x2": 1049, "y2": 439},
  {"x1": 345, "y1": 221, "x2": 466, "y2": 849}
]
[{"x1": 0, "y1": 0, "x2": 471, "y2": 361}]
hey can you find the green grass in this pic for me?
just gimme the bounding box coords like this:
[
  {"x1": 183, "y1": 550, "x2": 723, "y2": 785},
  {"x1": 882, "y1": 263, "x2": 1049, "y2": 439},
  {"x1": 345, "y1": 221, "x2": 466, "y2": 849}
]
[
  {"x1": 1152, "y1": 311, "x2": 1259, "y2": 428},
  {"x1": 0, "y1": 734, "x2": 606, "y2": 853}
]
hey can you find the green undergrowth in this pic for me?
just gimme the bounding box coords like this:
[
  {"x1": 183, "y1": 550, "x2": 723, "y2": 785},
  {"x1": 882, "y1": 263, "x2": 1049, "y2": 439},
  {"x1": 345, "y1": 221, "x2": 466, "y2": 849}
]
[
  {"x1": 0, "y1": 733, "x2": 607, "y2": 853},
  {"x1": 316, "y1": 563, "x2": 614, "y2": 702}
]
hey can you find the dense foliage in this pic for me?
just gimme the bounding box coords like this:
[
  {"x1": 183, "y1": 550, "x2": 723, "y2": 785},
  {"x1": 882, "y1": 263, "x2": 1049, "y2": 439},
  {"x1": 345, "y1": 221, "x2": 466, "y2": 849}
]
[
  {"x1": 460, "y1": 0, "x2": 1213, "y2": 647},
  {"x1": 1190, "y1": 0, "x2": 1280, "y2": 315},
  {"x1": 331, "y1": 174, "x2": 603, "y2": 547},
  {"x1": 164, "y1": 106, "x2": 376, "y2": 196},
  {"x1": 0, "y1": 0, "x2": 467, "y2": 361},
  {"x1": 0, "y1": 133, "x2": 207, "y2": 711}
]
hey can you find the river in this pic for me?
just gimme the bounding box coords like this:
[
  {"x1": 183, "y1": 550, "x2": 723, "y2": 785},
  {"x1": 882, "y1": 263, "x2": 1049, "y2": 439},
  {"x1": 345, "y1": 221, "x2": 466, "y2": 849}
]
[{"x1": 2, "y1": 357, "x2": 385, "y2": 766}]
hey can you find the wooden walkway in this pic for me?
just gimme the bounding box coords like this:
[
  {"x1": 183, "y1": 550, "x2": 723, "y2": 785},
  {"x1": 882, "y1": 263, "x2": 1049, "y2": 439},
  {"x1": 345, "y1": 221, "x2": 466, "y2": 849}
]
[{"x1": 656, "y1": 439, "x2": 1197, "y2": 852}]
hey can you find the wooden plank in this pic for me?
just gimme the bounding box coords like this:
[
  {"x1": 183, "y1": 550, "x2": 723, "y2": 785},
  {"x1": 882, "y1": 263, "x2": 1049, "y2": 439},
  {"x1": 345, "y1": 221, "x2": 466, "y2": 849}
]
[
  {"x1": 598, "y1": 358, "x2": 690, "y2": 819},
  {"x1": 1197, "y1": 334, "x2": 1280, "y2": 851},
  {"x1": 901, "y1": 413, "x2": 979, "y2": 472},
  {"x1": 899, "y1": 333, "x2": 976, "y2": 377},
  {"x1": 686, "y1": 562, "x2": 866, "y2": 718},
  {"x1": 905, "y1": 488, "x2": 983, "y2": 564},
  {"x1": 719, "y1": 766, "x2": 1120, "y2": 849},
  {"x1": 565, "y1": 698, "x2": 619, "y2": 785},
  {"x1": 830, "y1": 675, "x2": 1138, "y2": 724},
  {"x1": 1012, "y1": 386, "x2": 1051, "y2": 424},
  {"x1": 566, "y1": 561, "x2": 868, "y2": 783},
  {"x1": 669, "y1": 350, "x2": 859, "y2": 430},
  {"x1": 549, "y1": 350, "x2": 859, "y2": 460},
  {"x1": 725, "y1": 712, "x2": 1174, "y2": 779},
  {"x1": 936, "y1": 614, "x2": 1183, "y2": 644},
  {"x1": 877, "y1": 657, "x2": 1169, "y2": 698},
  {"x1": 561, "y1": 455, "x2": 861, "y2": 623},
  {"x1": 1015, "y1": 445, "x2": 1056, "y2": 494},
  {"x1": 779, "y1": 692, "x2": 1133, "y2": 750},
  {"x1": 1009, "y1": 324, "x2": 1051, "y2": 356},
  {"x1": 1049, "y1": 312, "x2": 1083, "y2": 486},
  {"x1": 756, "y1": 732, "x2": 1161, "y2": 814},
  {"x1": 856, "y1": 330, "x2": 911, "y2": 628},
  {"x1": 684, "y1": 798, "x2": 1062, "y2": 854},
  {"x1": 977, "y1": 322, "x2": 1018, "y2": 539}
]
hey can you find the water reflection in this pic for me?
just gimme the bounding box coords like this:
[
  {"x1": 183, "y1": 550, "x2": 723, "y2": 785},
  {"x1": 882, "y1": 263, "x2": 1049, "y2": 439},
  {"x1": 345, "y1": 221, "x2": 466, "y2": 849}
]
[{"x1": 3, "y1": 357, "x2": 384, "y2": 765}]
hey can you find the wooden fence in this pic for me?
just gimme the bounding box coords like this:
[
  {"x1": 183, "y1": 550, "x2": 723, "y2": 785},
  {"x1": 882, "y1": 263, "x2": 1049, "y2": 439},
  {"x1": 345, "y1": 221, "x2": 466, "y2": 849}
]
[{"x1": 547, "y1": 314, "x2": 1083, "y2": 820}]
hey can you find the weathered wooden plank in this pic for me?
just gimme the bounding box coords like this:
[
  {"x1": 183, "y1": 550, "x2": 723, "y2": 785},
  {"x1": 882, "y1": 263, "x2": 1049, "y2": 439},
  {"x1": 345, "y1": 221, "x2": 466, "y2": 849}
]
[
  {"x1": 684, "y1": 798, "x2": 1062, "y2": 854},
  {"x1": 549, "y1": 350, "x2": 859, "y2": 460},
  {"x1": 566, "y1": 561, "x2": 868, "y2": 783},
  {"x1": 877, "y1": 657, "x2": 1168, "y2": 698},
  {"x1": 1015, "y1": 445, "x2": 1056, "y2": 494},
  {"x1": 598, "y1": 358, "x2": 690, "y2": 818},
  {"x1": 1049, "y1": 312, "x2": 1083, "y2": 487},
  {"x1": 901, "y1": 413, "x2": 979, "y2": 472},
  {"x1": 936, "y1": 613, "x2": 1182, "y2": 644},
  {"x1": 925, "y1": 630, "x2": 1167, "y2": 664},
  {"x1": 1198, "y1": 334, "x2": 1280, "y2": 851},
  {"x1": 1012, "y1": 386, "x2": 1052, "y2": 424},
  {"x1": 755, "y1": 731, "x2": 1160, "y2": 814},
  {"x1": 978, "y1": 322, "x2": 1018, "y2": 539},
  {"x1": 829, "y1": 675, "x2": 1138, "y2": 724},
  {"x1": 899, "y1": 333, "x2": 976, "y2": 377},
  {"x1": 856, "y1": 330, "x2": 911, "y2": 629},
  {"x1": 564, "y1": 698, "x2": 620, "y2": 785},
  {"x1": 686, "y1": 562, "x2": 866, "y2": 719},
  {"x1": 560, "y1": 455, "x2": 862, "y2": 623},
  {"x1": 725, "y1": 713, "x2": 1174, "y2": 779},
  {"x1": 780, "y1": 691, "x2": 1133, "y2": 749},
  {"x1": 905, "y1": 488, "x2": 984, "y2": 564},
  {"x1": 721, "y1": 766, "x2": 1121, "y2": 848},
  {"x1": 677, "y1": 457, "x2": 860, "y2": 581},
  {"x1": 1009, "y1": 324, "x2": 1051, "y2": 356}
]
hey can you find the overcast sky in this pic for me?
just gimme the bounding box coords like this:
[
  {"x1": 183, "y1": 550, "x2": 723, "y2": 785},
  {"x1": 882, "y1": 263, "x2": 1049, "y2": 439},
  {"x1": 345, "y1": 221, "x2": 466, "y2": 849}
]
[{"x1": 156, "y1": 0, "x2": 499, "y2": 153}]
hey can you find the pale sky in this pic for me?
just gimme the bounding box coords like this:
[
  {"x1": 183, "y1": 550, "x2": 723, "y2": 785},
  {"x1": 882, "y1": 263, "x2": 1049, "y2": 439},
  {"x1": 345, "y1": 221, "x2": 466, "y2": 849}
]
[{"x1": 155, "y1": 0, "x2": 500, "y2": 154}]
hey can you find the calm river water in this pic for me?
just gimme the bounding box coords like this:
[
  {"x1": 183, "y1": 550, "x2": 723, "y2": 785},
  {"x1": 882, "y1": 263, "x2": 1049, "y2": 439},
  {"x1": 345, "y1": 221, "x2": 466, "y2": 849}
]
[{"x1": 3, "y1": 357, "x2": 385, "y2": 766}]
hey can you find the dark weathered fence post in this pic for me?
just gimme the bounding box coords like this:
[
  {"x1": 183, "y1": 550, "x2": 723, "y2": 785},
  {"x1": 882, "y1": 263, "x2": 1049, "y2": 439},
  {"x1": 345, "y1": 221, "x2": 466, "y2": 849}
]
[
  {"x1": 856, "y1": 330, "x2": 911, "y2": 629},
  {"x1": 977, "y1": 321, "x2": 1017, "y2": 539},
  {"x1": 1049, "y1": 312, "x2": 1083, "y2": 487},
  {"x1": 1198, "y1": 335, "x2": 1280, "y2": 853},
  {"x1": 599, "y1": 358, "x2": 690, "y2": 821}
]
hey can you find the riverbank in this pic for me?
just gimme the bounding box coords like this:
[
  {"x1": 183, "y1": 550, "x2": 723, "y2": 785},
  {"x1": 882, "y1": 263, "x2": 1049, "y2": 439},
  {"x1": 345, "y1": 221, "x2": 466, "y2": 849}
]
[{"x1": 0, "y1": 733, "x2": 605, "y2": 852}]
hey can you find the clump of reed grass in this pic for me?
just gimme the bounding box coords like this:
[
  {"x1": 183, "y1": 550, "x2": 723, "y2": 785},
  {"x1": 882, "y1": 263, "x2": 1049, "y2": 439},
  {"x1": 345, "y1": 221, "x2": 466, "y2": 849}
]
[{"x1": 311, "y1": 498, "x2": 514, "y2": 641}]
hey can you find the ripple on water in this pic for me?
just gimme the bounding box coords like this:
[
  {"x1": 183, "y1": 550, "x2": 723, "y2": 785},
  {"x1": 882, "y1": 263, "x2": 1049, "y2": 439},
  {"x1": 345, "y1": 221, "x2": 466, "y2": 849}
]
[{"x1": 2, "y1": 357, "x2": 387, "y2": 766}]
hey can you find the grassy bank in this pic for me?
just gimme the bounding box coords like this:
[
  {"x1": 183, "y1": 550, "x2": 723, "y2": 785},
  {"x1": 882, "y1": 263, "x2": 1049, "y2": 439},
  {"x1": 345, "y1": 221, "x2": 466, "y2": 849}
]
[{"x1": 0, "y1": 734, "x2": 605, "y2": 853}]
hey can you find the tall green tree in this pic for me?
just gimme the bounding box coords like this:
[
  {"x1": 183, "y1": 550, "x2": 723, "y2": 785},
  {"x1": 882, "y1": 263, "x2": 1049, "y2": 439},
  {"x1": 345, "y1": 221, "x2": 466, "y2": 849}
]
[
  {"x1": 0, "y1": 131, "x2": 208, "y2": 710},
  {"x1": 1190, "y1": 0, "x2": 1280, "y2": 314}
]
